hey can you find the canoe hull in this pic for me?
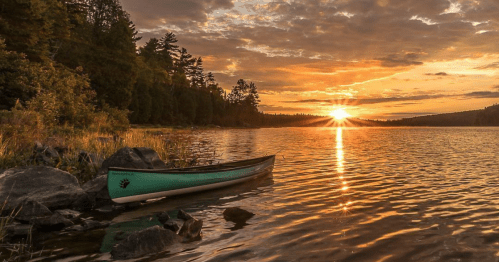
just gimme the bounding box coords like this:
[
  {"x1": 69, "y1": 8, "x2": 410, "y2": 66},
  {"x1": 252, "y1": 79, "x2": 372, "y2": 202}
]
[{"x1": 108, "y1": 155, "x2": 275, "y2": 203}]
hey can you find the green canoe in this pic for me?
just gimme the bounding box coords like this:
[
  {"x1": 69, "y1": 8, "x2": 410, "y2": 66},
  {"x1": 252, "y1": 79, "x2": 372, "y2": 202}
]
[{"x1": 108, "y1": 155, "x2": 275, "y2": 203}]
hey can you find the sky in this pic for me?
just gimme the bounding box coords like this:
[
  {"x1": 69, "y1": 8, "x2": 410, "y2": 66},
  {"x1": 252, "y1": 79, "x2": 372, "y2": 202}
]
[{"x1": 120, "y1": 0, "x2": 499, "y2": 119}]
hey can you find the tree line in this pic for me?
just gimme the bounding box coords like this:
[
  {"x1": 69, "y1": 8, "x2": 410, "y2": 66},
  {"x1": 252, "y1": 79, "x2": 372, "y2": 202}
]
[{"x1": 0, "y1": 0, "x2": 261, "y2": 132}]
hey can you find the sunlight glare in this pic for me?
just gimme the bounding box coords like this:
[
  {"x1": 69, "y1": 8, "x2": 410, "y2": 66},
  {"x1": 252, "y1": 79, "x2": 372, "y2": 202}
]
[{"x1": 330, "y1": 108, "x2": 351, "y2": 120}]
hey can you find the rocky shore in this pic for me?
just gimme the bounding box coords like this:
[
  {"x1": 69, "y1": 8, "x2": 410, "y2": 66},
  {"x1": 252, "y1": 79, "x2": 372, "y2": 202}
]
[{"x1": 0, "y1": 143, "x2": 256, "y2": 260}]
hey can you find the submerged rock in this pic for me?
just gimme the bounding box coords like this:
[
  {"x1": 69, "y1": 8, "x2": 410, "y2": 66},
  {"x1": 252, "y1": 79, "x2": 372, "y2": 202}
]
[
  {"x1": 111, "y1": 225, "x2": 180, "y2": 259},
  {"x1": 163, "y1": 220, "x2": 181, "y2": 233},
  {"x1": 177, "y1": 209, "x2": 193, "y2": 221},
  {"x1": 157, "y1": 212, "x2": 170, "y2": 224},
  {"x1": 0, "y1": 166, "x2": 88, "y2": 211},
  {"x1": 178, "y1": 218, "x2": 203, "y2": 242},
  {"x1": 82, "y1": 219, "x2": 110, "y2": 231},
  {"x1": 223, "y1": 207, "x2": 255, "y2": 224}
]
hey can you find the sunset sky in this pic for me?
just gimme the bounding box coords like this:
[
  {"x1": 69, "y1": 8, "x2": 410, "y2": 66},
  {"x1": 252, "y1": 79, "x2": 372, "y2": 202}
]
[{"x1": 120, "y1": 0, "x2": 499, "y2": 119}]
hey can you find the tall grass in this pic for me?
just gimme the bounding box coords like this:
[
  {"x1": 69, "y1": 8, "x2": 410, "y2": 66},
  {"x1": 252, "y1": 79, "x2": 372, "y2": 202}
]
[{"x1": 0, "y1": 128, "x2": 200, "y2": 184}]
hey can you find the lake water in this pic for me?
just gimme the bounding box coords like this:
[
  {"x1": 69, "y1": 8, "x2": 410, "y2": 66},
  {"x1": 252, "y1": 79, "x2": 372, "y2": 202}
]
[{"x1": 32, "y1": 127, "x2": 499, "y2": 261}]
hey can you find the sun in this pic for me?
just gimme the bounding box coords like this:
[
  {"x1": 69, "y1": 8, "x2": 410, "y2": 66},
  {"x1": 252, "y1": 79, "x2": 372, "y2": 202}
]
[{"x1": 329, "y1": 108, "x2": 351, "y2": 120}]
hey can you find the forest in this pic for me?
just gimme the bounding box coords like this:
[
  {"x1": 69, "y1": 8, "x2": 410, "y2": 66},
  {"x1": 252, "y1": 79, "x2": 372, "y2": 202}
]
[
  {"x1": 1, "y1": 0, "x2": 498, "y2": 132},
  {"x1": 0, "y1": 0, "x2": 263, "y2": 132}
]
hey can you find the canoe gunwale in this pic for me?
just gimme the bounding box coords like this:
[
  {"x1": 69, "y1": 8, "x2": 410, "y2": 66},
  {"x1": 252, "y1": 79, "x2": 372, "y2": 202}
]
[{"x1": 107, "y1": 155, "x2": 275, "y2": 174}]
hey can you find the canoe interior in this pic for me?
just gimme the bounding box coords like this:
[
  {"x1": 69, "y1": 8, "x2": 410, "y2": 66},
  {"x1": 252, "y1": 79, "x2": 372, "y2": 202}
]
[{"x1": 108, "y1": 155, "x2": 275, "y2": 174}]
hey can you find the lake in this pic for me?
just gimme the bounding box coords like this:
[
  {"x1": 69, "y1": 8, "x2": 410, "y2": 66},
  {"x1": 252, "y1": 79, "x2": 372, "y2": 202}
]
[{"x1": 34, "y1": 127, "x2": 499, "y2": 261}]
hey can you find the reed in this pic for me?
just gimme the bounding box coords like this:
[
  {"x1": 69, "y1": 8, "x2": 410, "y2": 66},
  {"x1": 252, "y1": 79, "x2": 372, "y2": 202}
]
[{"x1": 0, "y1": 128, "x2": 200, "y2": 184}]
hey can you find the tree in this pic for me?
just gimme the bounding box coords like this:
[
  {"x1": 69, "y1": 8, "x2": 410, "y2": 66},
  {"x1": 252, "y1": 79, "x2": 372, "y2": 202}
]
[
  {"x1": 55, "y1": 0, "x2": 139, "y2": 110},
  {"x1": 0, "y1": 0, "x2": 71, "y2": 62}
]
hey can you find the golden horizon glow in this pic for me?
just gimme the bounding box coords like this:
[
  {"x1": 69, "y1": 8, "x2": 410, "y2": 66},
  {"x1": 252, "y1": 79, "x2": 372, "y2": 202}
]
[{"x1": 330, "y1": 108, "x2": 351, "y2": 120}]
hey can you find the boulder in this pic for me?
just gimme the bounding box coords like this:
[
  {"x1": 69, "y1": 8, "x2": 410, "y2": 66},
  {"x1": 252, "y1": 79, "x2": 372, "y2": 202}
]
[
  {"x1": 133, "y1": 147, "x2": 167, "y2": 169},
  {"x1": 178, "y1": 218, "x2": 203, "y2": 242},
  {"x1": 223, "y1": 207, "x2": 255, "y2": 224},
  {"x1": 111, "y1": 225, "x2": 180, "y2": 260},
  {"x1": 98, "y1": 147, "x2": 167, "y2": 176},
  {"x1": 32, "y1": 213, "x2": 74, "y2": 231},
  {"x1": 0, "y1": 166, "x2": 88, "y2": 211},
  {"x1": 82, "y1": 175, "x2": 112, "y2": 207},
  {"x1": 177, "y1": 209, "x2": 193, "y2": 221},
  {"x1": 15, "y1": 200, "x2": 52, "y2": 222}
]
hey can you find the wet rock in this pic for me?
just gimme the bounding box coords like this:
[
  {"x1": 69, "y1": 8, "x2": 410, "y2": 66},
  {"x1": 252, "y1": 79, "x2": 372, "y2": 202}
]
[
  {"x1": 54, "y1": 209, "x2": 81, "y2": 220},
  {"x1": 157, "y1": 212, "x2": 170, "y2": 224},
  {"x1": 163, "y1": 220, "x2": 181, "y2": 233},
  {"x1": 0, "y1": 166, "x2": 89, "y2": 211},
  {"x1": 223, "y1": 207, "x2": 255, "y2": 224},
  {"x1": 64, "y1": 225, "x2": 84, "y2": 232},
  {"x1": 133, "y1": 147, "x2": 167, "y2": 169},
  {"x1": 32, "y1": 213, "x2": 74, "y2": 232},
  {"x1": 177, "y1": 209, "x2": 193, "y2": 221},
  {"x1": 111, "y1": 225, "x2": 180, "y2": 260},
  {"x1": 5, "y1": 223, "x2": 35, "y2": 239},
  {"x1": 82, "y1": 175, "x2": 113, "y2": 207},
  {"x1": 82, "y1": 219, "x2": 110, "y2": 230},
  {"x1": 178, "y1": 218, "x2": 203, "y2": 242},
  {"x1": 15, "y1": 200, "x2": 52, "y2": 222}
]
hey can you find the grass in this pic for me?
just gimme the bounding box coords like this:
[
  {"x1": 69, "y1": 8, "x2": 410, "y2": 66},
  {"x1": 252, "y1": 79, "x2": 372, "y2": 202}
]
[{"x1": 0, "y1": 127, "x2": 208, "y2": 185}]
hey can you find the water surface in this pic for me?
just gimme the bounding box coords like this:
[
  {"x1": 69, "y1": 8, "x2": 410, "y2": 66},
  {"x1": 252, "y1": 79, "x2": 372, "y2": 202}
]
[{"x1": 32, "y1": 127, "x2": 499, "y2": 261}]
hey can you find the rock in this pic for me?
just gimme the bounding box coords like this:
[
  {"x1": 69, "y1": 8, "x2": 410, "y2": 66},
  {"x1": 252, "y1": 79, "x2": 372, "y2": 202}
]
[
  {"x1": 111, "y1": 225, "x2": 180, "y2": 260},
  {"x1": 163, "y1": 220, "x2": 180, "y2": 233},
  {"x1": 54, "y1": 209, "x2": 81, "y2": 220},
  {"x1": 82, "y1": 219, "x2": 110, "y2": 230},
  {"x1": 97, "y1": 147, "x2": 149, "y2": 176},
  {"x1": 157, "y1": 212, "x2": 170, "y2": 224},
  {"x1": 223, "y1": 207, "x2": 255, "y2": 224},
  {"x1": 133, "y1": 147, "x2": 167, "y2": 169},
  {"x1": 64, "y1": 225, "x2": 84, "y2": 232},
  {"x1": 5, "y1": 223, "x2": 35, "y2": 239},
  {"x1": 82, "y1": 175, "x2": 113, "y2": 207},
  {"x1": 177, "y1": 209, "x2": 193, "y2": 221},
  {"x1": 15, "y1": 200, "x2": 52, "y2": 222},
  {"x1": 178, "y1": 218, "x2": 203, "y2": 242},
  {"x1": 32, "y1": 213, "x2": 74, "y2": 232},
  {"x1": 32, "y1": 141, "x2": 60, "y2": 165},
  {"x1": 0, "y1": 166, "x2": 89, "y2": 211},
  {"x1": 78, "y1": 151, "x2": 103, "y2": 169}
]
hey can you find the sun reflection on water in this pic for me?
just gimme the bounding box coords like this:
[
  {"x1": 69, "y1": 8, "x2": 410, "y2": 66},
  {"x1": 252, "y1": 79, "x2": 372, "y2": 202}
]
[{"x1": 336, "y1": 127, "x2": 352, "y2": 214}]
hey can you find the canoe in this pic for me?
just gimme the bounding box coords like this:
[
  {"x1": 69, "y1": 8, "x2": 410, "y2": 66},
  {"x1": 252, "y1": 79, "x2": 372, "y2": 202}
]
[{"x1": 107, "y1": 155, "x2": 275, "y2": 203}]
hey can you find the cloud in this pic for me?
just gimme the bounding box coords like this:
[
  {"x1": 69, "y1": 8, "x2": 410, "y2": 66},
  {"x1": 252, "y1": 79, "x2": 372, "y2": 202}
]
[
  {"x1": 463, "y1": 91, "x2": 499, "y2": 98},
  {"x1": 425, "y1": 72, "x2": 448, "y2": 76},
  {"x1": 474, "y1": 62, "x2": 499, "y2": 70},
  {"x1": 283, "y1": 94, "x2": 448, "y2": 105},
  {"x1": 377, "y1": 54, "x2": 424, "y2": 67}
]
